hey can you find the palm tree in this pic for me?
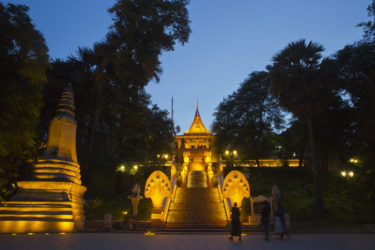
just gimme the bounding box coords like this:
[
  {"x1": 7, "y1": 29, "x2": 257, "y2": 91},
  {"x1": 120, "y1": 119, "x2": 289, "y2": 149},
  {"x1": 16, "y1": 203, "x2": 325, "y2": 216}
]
[{"x1": 267, "y1": 39, "x2": 326, "y2": 218}]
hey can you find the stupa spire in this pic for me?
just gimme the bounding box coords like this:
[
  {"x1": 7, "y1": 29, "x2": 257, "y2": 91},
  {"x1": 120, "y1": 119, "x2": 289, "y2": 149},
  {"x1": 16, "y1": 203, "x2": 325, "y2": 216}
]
[
  {"x1": 185, "y1": 99, "x2": 210, "y2": 134},
  {"x1": 41, "y1": 83, "x2": 78, "y2": 164}
]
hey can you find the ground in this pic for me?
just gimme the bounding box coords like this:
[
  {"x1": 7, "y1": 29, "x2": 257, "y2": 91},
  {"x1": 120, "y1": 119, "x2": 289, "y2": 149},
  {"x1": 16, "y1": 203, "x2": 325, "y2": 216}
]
[{"x1": 0, "y1": 233, "x2": 374, "y2": 250}]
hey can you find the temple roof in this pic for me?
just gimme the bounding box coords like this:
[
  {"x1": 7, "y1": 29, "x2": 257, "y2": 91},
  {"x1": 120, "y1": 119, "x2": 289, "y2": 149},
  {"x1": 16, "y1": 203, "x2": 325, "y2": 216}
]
[{"x1": 185, "y1": 100, "x2": 210, "y2": 134}]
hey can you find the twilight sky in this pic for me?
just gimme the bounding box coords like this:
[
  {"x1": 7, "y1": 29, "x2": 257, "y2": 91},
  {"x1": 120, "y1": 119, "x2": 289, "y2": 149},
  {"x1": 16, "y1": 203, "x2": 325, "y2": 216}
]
[{"x1": 8, "y1": 0, "x2": 371, "y2": 132}]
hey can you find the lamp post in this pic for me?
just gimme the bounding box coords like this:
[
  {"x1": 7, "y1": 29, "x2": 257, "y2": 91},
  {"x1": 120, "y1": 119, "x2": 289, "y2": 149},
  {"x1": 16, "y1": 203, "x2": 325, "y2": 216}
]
[
  {"x1": 224, "y1": 149, "x2": 239, "y2": 167},
  {"x1": 340, "y1": 170, "x2": 359, "y2": 222}
]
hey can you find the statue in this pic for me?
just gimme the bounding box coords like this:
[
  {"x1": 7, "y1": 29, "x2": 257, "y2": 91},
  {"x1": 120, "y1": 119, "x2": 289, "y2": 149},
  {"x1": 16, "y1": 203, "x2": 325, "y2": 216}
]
[{"x1": 128, "y1": 183, "x2": 142, "y2": 216}]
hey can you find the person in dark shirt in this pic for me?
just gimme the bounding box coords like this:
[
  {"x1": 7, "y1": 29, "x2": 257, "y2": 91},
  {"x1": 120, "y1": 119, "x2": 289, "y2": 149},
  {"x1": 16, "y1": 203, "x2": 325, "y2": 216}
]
[
  {"x1": 229, "y1": 202, "x2": 242, "y2": 241},
  {"x1": 261, "y1": 201, "x2": 271, "y2": 240}
]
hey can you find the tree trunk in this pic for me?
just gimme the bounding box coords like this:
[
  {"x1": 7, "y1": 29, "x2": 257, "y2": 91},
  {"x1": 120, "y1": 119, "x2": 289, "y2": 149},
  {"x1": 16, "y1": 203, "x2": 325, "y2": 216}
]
[
  {"x1": 298, "y1": 144, "x2": 305, "y2": 168},
  {"x1": 83, "y1": 115, "x2": 98, "y2": 183},
  {"x1": 307, "y1": 116, "x2": 325, "y2": 218}
]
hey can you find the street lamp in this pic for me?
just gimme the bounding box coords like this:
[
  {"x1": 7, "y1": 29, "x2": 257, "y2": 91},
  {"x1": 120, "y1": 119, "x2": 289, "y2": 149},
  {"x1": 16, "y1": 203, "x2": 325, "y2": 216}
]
[
  {"x1": 340, "y1": 170, "x2": 354, "y2": 179},
  {"x1": 340, "y1": 169, "x2": 357, "y2": 221}
]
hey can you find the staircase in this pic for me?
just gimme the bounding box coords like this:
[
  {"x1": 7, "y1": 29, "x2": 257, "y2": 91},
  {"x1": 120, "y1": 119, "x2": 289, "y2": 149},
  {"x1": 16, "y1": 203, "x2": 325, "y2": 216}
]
[
  {"x1": 164, "y1": 186, "x2": 228, "y2": 232},
  {"x1": 187, "y1": 171, "x2": 208, "y2": 188},
  {"x1": 0, "y1": 201, "x2": 75, "y2": 233}
]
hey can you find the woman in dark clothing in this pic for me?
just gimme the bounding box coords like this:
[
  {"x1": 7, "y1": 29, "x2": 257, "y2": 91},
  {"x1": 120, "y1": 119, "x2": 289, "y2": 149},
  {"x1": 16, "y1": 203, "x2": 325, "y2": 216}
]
[{"x1": 229, "y1": 202, "x2": 242, "y2": 241}]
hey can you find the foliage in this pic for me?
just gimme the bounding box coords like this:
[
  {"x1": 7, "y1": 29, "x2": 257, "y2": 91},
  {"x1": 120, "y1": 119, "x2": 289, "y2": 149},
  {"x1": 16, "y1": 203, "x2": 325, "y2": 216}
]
[
  {"x1": 357, "y1": 0, "x2": 375, "y2": 41},
  {"x1": 0, "y1": 3, "x2": 49, "y2": 199},
  {"x1": 212, "y1": 71, "x2": 284, "y2": 166},
  {"x1": 267, "y1": 39, "x2": 338, "y2": 218},
  {"x1": 85, "y1": 164, "x2": 170, "y2": 220},
  {"x1": 223, "y1": 166, "x2": 374, "y2": 223},
  {"x1": 40, "y1": 0, "x2": 191, "y2": 185}
]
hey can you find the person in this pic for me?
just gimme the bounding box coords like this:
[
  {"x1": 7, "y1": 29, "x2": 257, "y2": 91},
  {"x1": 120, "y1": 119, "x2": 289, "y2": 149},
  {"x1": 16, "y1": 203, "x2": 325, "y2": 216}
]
[
  {"x1": 229, "y1": 202, "x2": 242, "y2": 241},
  {"x1": 261, "y1": 201, "x2": 271, "y2": 241},
  {"x1": 103, "y1": 212, "x2": 112, "y2": 232},
  {"x1": 284, "y1": 213, "x2": 291, "y2": 239},
  {"x1": 122, "y1": 216, "x2": 136, "y2": 231},
  {"x1": 275, "y1": 202, "x2": 285, "y2": 240}
]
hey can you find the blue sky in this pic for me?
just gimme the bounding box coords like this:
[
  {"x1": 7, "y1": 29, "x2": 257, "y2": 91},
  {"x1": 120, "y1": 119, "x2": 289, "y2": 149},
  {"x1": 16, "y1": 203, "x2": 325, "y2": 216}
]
[{"x1": 8, "y1": 0, "x2": 371, "y2": 132}]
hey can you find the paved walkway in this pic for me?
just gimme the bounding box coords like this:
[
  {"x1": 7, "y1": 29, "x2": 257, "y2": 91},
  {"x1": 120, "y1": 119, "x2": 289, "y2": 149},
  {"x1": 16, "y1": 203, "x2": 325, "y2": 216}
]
[{"x1": 0, "y1": 233, "x2": 374, "y2": 250}]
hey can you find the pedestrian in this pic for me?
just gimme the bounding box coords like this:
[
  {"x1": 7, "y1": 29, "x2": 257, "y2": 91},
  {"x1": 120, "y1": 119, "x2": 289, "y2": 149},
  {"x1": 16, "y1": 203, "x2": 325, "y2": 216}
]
[
  {"x1": 284, "y1": 213, "x2": 291, "y2": 239},
  {"x1": 229, "y1": 202, "x2": 242, "y2": 242},
  {"x1": 261, "y1": 201, "x2": 271, "y2": 241},
  {"x1": 275, "y1": 202, "x2": 285, "y2": 240},
  {"x1": 103, "y1": 212, "x2": 112, "y2": 232}
]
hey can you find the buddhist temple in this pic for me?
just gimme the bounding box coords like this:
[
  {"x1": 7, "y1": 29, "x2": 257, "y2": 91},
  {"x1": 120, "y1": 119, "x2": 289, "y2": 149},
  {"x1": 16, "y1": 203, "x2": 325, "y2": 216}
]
[
  {"x1": 175, "y1": 101, "x2": 213, "y2": 173},
  {"x1": 0, "y1": 85, "x2": 86, "y2": 233}
]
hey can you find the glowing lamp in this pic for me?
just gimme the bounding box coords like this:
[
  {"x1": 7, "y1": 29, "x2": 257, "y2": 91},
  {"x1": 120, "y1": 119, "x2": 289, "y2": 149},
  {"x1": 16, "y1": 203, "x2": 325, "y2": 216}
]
[
  {"x1": 118, "y1": 165, "x2": 125, "y2": 172},
  {"x1": 225, "y1": 150, "x2": 229, "y2": 155},
  {"x1": 348, "y1": 171, "x2": 354, "y2": 178},
  {"x1": 341, "y1": 171, "x2": 347, "y2": 177}
]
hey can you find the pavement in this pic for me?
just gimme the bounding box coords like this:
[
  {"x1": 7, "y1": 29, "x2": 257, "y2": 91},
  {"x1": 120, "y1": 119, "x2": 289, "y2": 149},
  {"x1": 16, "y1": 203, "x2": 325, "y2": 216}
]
[{"x1": 0, "y1": 233, "x2": 374, "y2": 250}]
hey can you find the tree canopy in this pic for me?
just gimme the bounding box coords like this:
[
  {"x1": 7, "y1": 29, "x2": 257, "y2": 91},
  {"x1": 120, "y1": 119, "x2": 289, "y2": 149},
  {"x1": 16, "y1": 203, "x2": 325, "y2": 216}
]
[
  {"x1": 212, "y1": 71, "x2": 284, "y2": 166},
  {"x1": 0, "y1": 3, "x2": 49, "y2": 199}
]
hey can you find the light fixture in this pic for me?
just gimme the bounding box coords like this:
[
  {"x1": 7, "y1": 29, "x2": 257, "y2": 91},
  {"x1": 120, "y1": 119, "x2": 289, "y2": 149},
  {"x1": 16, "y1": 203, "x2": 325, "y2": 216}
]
[{"x1": 348, "y1": 171, "x2": 354, "y2": 178}]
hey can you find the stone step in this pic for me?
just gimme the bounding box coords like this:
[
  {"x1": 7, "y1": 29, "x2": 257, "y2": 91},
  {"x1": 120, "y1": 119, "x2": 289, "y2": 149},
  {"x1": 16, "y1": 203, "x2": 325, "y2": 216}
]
[
  {"x1": 166, "y1": 187, "x2": 228, "y2": 225},
  {"x1": 0, "y1": 213, "x2": 73, "y2": 220},
  {"x1": 187, "y1": 171, "x2": 207, "y2": 188},
  {"x1": 1, "y1": 201, "x2": 72, "y2": 208}
]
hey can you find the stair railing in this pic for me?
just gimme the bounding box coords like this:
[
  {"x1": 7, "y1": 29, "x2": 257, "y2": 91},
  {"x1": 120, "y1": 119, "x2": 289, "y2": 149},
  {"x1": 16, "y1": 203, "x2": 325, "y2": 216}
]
[
  {"x1": 162, "y1": 174, "x2": 178, "y2": 222},
  {"x1": 217, "y1": 173, "x2": 230, "y2": 221}
]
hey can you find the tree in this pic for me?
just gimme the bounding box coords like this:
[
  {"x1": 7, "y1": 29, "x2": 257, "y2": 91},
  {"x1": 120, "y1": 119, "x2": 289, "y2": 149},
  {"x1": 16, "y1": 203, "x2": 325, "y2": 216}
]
[
  {"x1": 267, "y1": 39, "x2": 338, "y2": 218},
  {"x1": 358, "y1": 0, "x2": 375, "y2": 41},
  {"x1": 41, "y1": 0, "x2": 191, "y2": 185},
  {"x1": 335, "y1": 42, "x2": 375, "y2": 203},
  {"x1": 0, "y1": 3, "x2": 49, "y2": 199},
  {"x1": 212, "y1": 71, "x2": 283, "y2": 166}
]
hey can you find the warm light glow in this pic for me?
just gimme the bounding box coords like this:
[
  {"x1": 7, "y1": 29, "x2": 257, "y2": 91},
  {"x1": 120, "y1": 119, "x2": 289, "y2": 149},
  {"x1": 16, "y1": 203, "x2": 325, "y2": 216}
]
[
  {"x1": 222, "y1": 170, "x2": 250, "y2": 207},
  {"x1": 349, "y1": 171, "x2": 354, "y2": 177},
  {"x1": 118, "y1": 165, "x2": 126, "y2": 172},
  {"x1": 144, "y1": 171, "x2": 171, "y2": 209},
  {"x1": 145, "y1": 231, "x2": 155, "y2": 235},
  {"x1": 164, "y1": 154, "x2": 169, "y2": 160},
  {"x1": 133, "y1": 165, "x2": 138, "y2": 170},
  {"x1": 45, "y1": 233, "x2": 49, "y2": 235},
  {"x1": 349, "y1": 158, "x2": 359, "y2": 164},
  {"x1": 28, "y1": 233, "x2": 34, "y2": 235},
  {"x1": 233, "y1": 150, "x2": 237, "y2": 155},
  {"x1": 341, "y1": 171, "x2": 347, "y2": 177},
  {"x1": 225, "y1": 150, "x2": 229, "y2": 155},
  {"x1": 59, "y1": 232, "x2": 66, "y2": 235},
  {"x1": 157, "y1": 154, "x2": 160, "y2": 158},
  {"x1": 12, "y1": 233, "x2": 17, "y2": 236},
  {"x1": 122, "y1": 211, "x2": 128, "y2": 215}
]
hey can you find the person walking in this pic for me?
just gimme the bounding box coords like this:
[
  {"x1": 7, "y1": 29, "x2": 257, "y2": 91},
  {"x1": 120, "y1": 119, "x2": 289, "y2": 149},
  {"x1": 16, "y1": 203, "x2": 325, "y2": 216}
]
[
  {"x1": 275, "y1": 202, "x2": 285, "y2": 240},
  {"x1": 261, "y1": 201, "x2": 271, "y2": 241},
  {"x1": 229, "y1": 202, "x2": 242, "y2": 241}
]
